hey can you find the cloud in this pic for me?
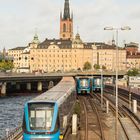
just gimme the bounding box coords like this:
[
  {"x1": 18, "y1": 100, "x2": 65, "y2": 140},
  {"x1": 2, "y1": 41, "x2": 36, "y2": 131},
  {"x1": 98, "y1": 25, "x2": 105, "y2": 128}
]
[{"x1": 0, "y1": 0, "x2": 140, "y2": 50}]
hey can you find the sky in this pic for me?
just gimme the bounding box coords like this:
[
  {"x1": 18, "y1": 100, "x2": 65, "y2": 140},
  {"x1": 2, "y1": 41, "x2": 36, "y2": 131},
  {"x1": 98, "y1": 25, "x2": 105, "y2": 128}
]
[{"x1": 0, "y1": 0, "x2": 140, "y2": 50}]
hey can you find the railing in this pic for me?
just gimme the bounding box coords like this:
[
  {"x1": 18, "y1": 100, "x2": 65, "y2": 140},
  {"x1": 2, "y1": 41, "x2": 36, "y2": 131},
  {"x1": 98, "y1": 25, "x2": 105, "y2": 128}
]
[
  {"x1": 106, "y1": 84, "x2": 140, "y2": 95},
  {"x1": 1, "y1": 126, "x2": 22, "y2": 140}
]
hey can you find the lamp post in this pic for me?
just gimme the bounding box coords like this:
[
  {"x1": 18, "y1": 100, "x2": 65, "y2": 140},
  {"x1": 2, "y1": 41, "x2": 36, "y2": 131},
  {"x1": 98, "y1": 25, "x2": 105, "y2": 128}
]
[
  {"x1": 104, "y1": 26, "x2": 131, "y2": 140},
  {"x1": 101, "y1": 65, "x2": 103, "y2": 108}
]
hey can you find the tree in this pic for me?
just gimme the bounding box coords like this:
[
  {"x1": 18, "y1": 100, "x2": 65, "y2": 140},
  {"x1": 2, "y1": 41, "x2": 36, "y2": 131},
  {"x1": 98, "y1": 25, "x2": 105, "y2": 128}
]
[
  {"x1": 83, "y1": 61, "x2": 92, "y2": 70},
  {"x1": 0, "y1": 60, "x2": 14, "y2": 71},
  {"x1": 94, "y1": 64, "x2": 100, "y2": 70},
  {"x1": 127, "y1": 68, "x2": 139, "y2": 76},
  {"x1": 102, "y1": 65, "x2": 106, "y2": 70}
]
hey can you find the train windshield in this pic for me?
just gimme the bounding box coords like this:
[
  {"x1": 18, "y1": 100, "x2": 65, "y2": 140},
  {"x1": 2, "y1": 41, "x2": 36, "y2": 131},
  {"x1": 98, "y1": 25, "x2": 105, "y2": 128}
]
[
  {"x1": 95, "y1": 78, "x2": 101, "y2": 86},
  {"x1": 28, "y1": 103, "x2": 54, "y2": 131},
  {"x1": 80, "y1": 79, "x2": 88, "y2": 87}
]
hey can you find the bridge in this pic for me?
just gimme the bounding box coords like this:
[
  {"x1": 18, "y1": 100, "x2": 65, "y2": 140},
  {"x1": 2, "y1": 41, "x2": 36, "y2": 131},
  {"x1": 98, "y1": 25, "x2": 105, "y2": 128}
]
[{"x1": 0, "y1": 71, "x2": 126, "y2": 96}]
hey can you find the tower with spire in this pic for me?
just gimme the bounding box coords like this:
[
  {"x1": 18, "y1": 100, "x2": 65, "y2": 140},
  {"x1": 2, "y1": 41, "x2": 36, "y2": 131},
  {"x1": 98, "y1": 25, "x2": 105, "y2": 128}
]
[{"x1": 60, "y1": 0, "x2": 73, "y2": 40}]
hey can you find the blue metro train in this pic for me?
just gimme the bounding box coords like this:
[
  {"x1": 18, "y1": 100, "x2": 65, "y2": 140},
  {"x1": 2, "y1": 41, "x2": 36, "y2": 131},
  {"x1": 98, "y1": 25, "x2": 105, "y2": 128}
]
[
  {"x1": 76, "y1": 76, "x2": 104, "y2": 95},
  {"x1": 76, "y1": 77, "x2": 91, "y2": 94},
  {"x1": 22, "y1": 77, "x2": 76, "y2": 140},
  {"x1": 92, "y1": 76, "x2": 104, "y2": 92}
]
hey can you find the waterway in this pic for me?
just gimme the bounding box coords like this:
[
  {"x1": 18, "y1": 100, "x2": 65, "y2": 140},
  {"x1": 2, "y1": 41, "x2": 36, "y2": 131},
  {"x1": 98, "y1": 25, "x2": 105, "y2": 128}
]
[{"x1": 0, "y1": 95, "x2": 37, "y2": 139}]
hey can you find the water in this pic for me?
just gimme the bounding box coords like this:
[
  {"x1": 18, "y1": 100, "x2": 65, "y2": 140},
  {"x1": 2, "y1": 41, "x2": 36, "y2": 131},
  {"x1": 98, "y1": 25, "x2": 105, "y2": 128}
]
[{"x1": 0, "y1": 95, "x2": 37, "y2": 139}]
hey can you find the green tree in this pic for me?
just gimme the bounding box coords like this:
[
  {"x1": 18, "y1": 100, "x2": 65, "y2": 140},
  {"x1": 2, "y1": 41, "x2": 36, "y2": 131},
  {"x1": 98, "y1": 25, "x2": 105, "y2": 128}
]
[
  {"x1": 102, "y1": 65, "x2": 106, "y2": 70},
  {"x1": 94, "y1": 64, "x2": 100, "y2": 70},
  {"x1": 127, "y1": 68, "x2": 139, "y2": 76},
  {"x1": 0, "y1": 60, "x2": 14, "y2": 71},
  {"x1": 83, "y1": 61, "x2": 92, "y2": 70}
]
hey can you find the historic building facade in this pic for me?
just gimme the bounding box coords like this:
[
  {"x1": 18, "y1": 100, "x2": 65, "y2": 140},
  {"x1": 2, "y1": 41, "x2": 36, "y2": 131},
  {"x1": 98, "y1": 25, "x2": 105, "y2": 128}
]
[
  {"x1": 7, "y1": 0, "x2": 139, "y2": 73},
  {"x1": 125, "y1": 42, "x2": 140, "y2": 69}
]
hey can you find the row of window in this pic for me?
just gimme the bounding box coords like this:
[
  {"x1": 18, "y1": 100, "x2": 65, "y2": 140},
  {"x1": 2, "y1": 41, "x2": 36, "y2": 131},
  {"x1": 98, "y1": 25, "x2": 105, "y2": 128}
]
[
  {"x1": 32, "y1": 65, "x2": 72, "y2": 68},
  {"x1": 32, "y1": 49, "x2": 76, "y2": 53},
  {"x1": 34, "y1": 54, "x2": 75, "y2": 58}
]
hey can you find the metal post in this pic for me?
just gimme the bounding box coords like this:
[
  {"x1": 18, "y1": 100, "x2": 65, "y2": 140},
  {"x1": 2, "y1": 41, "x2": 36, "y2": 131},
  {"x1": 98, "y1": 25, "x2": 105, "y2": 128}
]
[
  {"x1": 106, "y1": 100, "x2": 109, "y2": 114},
  {"x1": 115, "y1": 29, "x2": 119, "y2": 140},
  {"x1": 129, "y1": 87, "x2": 132, "y2": 109},
  {"x1": 133, "y1": 100, "x2": 137, "y2": 114},
  {"x1": 104, "y1": 26, "x2": 131, "y2": 140},
  {"x1": 5, "y1": 128, "x2": 9, "y2": 137},
  {"x1": 101, "y1": 65, "x2": 103, "y2": 108},
  {"x1": 92, "y1": 75, "x2": 93, "y2": 94},
  {"x1": 72, "y1": 114, "x2": 78, "y2": 135}
]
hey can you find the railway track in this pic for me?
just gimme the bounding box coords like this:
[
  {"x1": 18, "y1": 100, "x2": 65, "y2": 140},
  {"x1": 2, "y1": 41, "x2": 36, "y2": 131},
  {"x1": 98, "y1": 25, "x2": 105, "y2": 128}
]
[
  {"x1": 1, "y1": 126, "x2": 23, "y2": 140},
  {"x1": 104, "y1": 86, "x2": 140, "y2": 106},
  {"x1": 78, "y1": 95, "x2": 105, "y2": 140},
  {"x1": 104, "y1": 88, "x2": 140, "y2": 112},
  {"x1": 95, "y1": 93, "x2": 140, "y2": 140}
]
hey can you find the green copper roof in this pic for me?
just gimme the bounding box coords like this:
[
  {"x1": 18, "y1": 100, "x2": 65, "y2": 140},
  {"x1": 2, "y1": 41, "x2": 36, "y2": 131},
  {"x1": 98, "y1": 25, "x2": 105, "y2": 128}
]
[{"x1": 32, "y1": 33, "x2": 40, "y2": 44}]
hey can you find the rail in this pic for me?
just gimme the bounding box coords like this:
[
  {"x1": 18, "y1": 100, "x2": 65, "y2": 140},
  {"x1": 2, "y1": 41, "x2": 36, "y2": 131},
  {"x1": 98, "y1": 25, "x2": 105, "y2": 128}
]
[
  {"x1": 1, "y1": 126, "x2": 22, "y2": 140},
  {"x1": 89, "y1": 94, "x2": 105, "y2": 140},
  {"x1": 101, "y1": 93, "x2": 140, "y2": 139},
  {"x1": 78, "y1": 95, "x2": 105, "y2": 140}
]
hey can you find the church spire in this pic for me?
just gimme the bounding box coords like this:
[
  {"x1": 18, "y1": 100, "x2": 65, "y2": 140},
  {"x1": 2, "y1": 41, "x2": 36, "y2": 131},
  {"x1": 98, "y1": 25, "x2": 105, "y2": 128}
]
[
  {"x1": 63, "y1": 0, "x2": 70, "y2": 19},
  {"x1": 60, "y1": 0, "x2": 73, "y2": 40}
]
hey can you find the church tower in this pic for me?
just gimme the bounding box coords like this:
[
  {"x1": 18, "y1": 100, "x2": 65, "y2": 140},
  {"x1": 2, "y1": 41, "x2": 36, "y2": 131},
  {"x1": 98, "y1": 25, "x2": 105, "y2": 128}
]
[{"x1": 60, "y1": 0, "x2": 73, "y2": 40}]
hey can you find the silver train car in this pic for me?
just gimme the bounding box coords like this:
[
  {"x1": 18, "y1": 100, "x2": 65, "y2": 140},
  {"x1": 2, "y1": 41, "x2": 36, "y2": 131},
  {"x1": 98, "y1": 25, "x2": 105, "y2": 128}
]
[{"x1": 23, "y1": 77, "x2": 76, "y2": 140}]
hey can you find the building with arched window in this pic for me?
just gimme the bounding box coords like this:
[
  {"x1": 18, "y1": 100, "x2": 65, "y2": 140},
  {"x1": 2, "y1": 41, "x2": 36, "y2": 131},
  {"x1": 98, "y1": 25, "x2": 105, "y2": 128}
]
[
  {"x1": 8, "y1": 0, "x2": 129, "y2": 73},
  {"x1": 60, "y1": 0, "x2": 73, "y2": 40}
]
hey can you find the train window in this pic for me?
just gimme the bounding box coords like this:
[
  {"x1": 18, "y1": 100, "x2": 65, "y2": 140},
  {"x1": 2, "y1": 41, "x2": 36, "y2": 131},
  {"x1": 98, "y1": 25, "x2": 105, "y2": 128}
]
[
  {"x1": 80, "y1": 79, "x2": 88, "y2": 87},
  {"x1": 28, "y1": 103, "x2": 54, "y2": 131}
]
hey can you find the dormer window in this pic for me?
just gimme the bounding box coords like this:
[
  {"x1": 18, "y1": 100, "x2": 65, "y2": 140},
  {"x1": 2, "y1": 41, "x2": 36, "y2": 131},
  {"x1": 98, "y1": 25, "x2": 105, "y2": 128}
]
[{"x1": 50, "y1": 42, "x2": 54, "y2": 45}]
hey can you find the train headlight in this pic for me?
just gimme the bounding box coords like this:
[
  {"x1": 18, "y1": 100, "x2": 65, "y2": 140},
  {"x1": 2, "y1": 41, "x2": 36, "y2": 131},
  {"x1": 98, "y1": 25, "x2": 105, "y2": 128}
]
[{"x1": 59, "y1": 135, "x2": 64, "y2": 140}]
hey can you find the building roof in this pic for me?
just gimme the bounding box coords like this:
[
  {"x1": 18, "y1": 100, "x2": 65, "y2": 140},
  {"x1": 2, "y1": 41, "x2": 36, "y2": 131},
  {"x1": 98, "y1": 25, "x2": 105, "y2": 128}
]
[
  {"x1": 32, "y1": 33, "x2": 40, "y2": 44},
  {"x1": 97, "y1": 44, "x2": 116, "y2": 49},
  {"x1": 9, "y1": 47, "x2": 27, "y2": 51},
  {"x1": 125, "y1": 42, "x2": 139, "y2": 48},
  {"x1": 38, "y1": 38, "x2": 72, "y2": 49},
  {"x1": 127, "y1": 55, "x2": 140, "y2": 59},
  {"x1": 97, "y1": 44, "x2": 125, "y2": 50},
  {"x1": 63, "y1": 0, "x2": 71, "y2": 20},
  {"x1": 38, "y1": 39, "x2": 126, "y2": 50}
]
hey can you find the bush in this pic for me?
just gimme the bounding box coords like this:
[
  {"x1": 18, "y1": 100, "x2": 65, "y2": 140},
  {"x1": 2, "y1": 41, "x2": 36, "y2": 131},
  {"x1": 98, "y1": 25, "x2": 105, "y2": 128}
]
[
  {"x1": 94, "y1": 64, "x2": 100, "y2": 70},
  {"x1": 127, "y1": 68, "x2": 139, "y2": 76},
  {"x1": 83, "y1": 61, "x2": 92, "y2": 70}
]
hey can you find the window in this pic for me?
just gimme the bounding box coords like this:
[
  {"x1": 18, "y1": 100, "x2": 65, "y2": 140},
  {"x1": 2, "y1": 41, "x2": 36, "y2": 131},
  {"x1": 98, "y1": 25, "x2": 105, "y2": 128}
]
[
  {"x1": 63, "y1": 34, "x2": 65, "y2": 37},
  {"x1": 28, "y1": 103, "x2": 54, "y2": 130},
  {"x1": 69, "y1": 24, "x2": 71, "y2": 32},
  {"x1": 63, "y1": 23, "x2": 66, "y2": 32}
]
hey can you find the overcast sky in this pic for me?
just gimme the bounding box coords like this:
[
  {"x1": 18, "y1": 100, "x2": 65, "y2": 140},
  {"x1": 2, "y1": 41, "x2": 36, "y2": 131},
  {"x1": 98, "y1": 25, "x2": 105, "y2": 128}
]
[{"x1": 0, "y1": 0, "x2": 140, "y2": 50}]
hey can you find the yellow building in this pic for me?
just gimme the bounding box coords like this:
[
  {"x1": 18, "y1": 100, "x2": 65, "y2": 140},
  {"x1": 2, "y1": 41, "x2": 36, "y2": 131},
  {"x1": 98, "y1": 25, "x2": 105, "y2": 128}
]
[
  {"x1": 28, "y1": 33, "x2": 126, "y2": 73},
  {"x1": 96, "y1": 44, "x2": 126, "y2": 71},
  {"x1": 8, "y1": 34, "x2": 40, "y2": 73},
  {"x1": 8, "y1": 46, "x2": 27, "y2": 72},
  {"x1": 125, "y1": 42, "x2": 140, "y2": 70},
  {"x1": 29, "y1": 34, "x2": 94, "y2": 73},
  {"x1": 127, "y1": 56, "x2": 140, "y2": 69}
]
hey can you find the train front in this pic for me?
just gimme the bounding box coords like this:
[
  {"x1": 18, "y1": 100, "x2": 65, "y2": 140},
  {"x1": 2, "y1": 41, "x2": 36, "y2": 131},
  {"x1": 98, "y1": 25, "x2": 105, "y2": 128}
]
[
  {"x1": 23, "y1": 101, "x2": 60, "y2": 140},
  {"x1": 92, "y1": 77, "x2": 102, "y2": 92},
  {"x1": 77, "y1": 78, "x2": 91, "y2": 94}
]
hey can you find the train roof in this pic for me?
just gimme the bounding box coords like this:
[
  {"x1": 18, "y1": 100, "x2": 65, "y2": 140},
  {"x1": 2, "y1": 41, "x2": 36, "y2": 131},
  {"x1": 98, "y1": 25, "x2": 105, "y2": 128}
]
[
  {"x1": 29, "y1": 77, "x2": 75, "y2": 106},
  {"x1": 76, "y1": 76, "x2": 92, "y2": 79}
]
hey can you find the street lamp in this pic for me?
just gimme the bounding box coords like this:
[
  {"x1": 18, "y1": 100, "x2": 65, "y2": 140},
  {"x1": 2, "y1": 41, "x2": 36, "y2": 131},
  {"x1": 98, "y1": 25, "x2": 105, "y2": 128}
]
[
  {"x1": 104, "y1": 26, "x2": 131, "y2": 140},
  {"x1": 101, "y1": 65, "x2": 103, "y2": 108}
]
